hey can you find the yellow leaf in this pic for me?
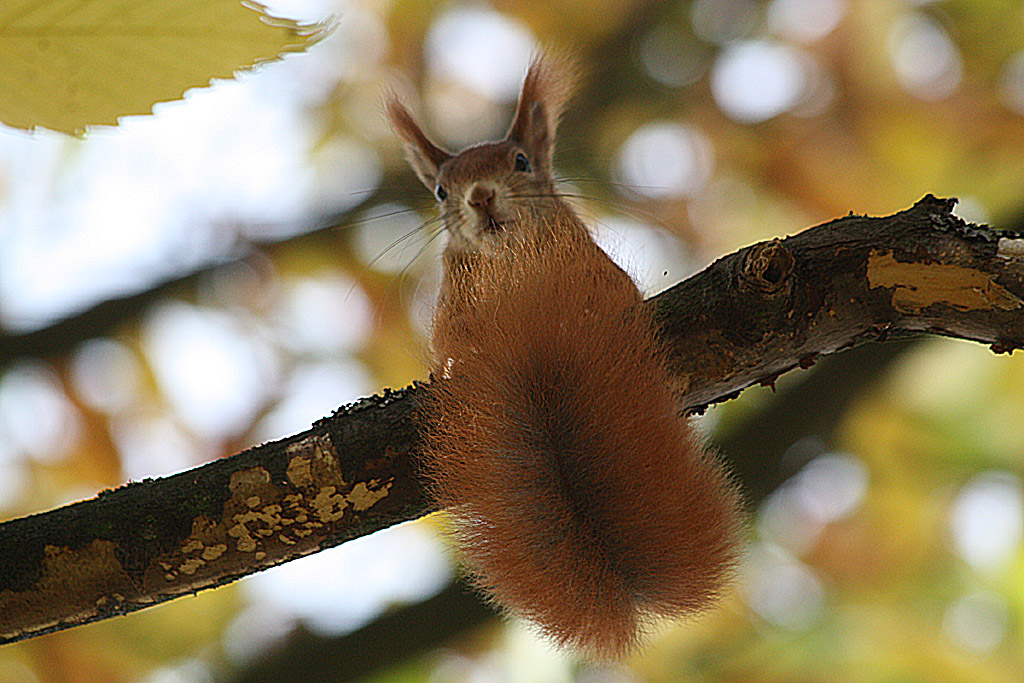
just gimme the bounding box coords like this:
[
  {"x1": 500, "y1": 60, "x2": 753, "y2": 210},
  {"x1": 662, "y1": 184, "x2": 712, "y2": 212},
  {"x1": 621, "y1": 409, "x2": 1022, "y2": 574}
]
[{"x1": 0, "y1": 0, "x2": 326, "y2": 134}]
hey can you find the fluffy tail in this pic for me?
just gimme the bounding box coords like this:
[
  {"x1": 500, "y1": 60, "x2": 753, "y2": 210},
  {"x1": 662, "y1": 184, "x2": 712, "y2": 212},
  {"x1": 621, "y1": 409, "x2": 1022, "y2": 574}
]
[{"x1": 421, "y1": 222, "x2": 742, "y2": 658}]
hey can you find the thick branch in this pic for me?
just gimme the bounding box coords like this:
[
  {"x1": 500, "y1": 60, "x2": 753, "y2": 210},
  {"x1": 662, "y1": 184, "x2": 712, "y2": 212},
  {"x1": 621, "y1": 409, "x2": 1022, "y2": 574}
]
[
  {"x1": 654, "y1": 195, "x2": 1024, "y2": 407},
  {"x1": 1, "y1": 196, "x2": 1022, "y2": 645}
]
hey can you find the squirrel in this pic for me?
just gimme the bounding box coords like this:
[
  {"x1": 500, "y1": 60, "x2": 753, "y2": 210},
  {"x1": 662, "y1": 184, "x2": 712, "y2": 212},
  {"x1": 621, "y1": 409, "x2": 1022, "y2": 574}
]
[{"x1": 385, "y1": 52, "x2": 742, "y2": 658}]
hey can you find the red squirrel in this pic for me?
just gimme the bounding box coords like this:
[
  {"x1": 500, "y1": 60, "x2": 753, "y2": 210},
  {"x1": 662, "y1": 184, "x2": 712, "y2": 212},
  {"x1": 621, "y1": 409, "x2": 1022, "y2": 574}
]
[{"x1": 386, "y1": 52, "x2": 742, "y2": 658}]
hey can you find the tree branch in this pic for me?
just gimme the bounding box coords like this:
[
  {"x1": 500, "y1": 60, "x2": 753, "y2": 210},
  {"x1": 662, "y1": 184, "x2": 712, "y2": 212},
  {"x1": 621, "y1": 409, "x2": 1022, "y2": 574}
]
[{"x1": 2, "y1": 195, "x2": 1021, "y2": 645}]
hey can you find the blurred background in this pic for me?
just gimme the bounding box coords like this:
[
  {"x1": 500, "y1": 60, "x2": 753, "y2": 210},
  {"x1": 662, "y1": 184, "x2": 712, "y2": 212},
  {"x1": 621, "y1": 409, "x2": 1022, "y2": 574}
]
[{"x1": 2, "y1": 0, "x2": 1024, "y2": 681}]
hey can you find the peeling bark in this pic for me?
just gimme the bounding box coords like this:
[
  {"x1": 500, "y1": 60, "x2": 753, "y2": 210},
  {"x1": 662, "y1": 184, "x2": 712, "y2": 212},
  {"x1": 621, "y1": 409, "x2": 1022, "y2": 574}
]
[{"x1": 1, "y1": 195, "x2": 1022, "y2": 645}]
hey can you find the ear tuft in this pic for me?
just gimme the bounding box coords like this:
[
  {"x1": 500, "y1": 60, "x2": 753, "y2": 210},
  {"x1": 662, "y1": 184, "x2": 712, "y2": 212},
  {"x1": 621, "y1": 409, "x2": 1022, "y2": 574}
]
[
  {"x1": 384, "y1": 94, "x2": 451, "y2": 191},
  {"x1": 506, "y1": 50, "x2": 580, "y2": 168}
]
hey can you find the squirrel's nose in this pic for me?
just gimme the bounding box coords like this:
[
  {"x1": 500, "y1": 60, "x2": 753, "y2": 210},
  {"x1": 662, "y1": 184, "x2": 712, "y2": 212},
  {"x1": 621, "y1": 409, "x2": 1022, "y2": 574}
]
[{"x1": 468, "y1": 184, "x2": 495, "y2": 209}]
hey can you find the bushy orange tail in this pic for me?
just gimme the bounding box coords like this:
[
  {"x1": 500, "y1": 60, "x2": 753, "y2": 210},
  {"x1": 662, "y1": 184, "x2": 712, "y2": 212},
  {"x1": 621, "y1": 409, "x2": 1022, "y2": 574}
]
[{"x1": 420, "y1": 221, "x2": 742, "y2": 658}]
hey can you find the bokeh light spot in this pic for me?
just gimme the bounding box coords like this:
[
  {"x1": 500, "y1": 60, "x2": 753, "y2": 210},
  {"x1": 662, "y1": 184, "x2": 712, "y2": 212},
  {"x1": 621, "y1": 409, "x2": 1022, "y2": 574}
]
[
  {"x1": 70, "y1": 338, "x2": 144, "y2": 414},
  {"x1": 943, "y1": 589, "x2": 1010, "y2": 652},
  {"x1": 142, "y1": 303, "x2": 280, "y2": 440},
  {"x1": 691, "y1": 0, "x2": 758, "y2": 44},
  {"x1": 425, "y1": 7, "x2": 535, "y2": 101},
  {"x1": 615, "y1": 121, "x2": 714, "y2": 198},
  {"x1": 767, "y1": 0, "x2": 847, "y2": 43},
  {"x1": 949, "y1": 471, "x2": 1023, "y2": 571},
  {"x1": 746, "y1": 543, "x2": 825, "y2": 630},
  {"x1": 711, "y1": 41, "x2": 807, "y2": 123},
  {"x1": 999, "y1": 50, "x2": 1024, "y2": 114},
  {"x1": 0, "y1": 361, "x2": 80, "y2": 462},
  {"x1": 888, "y1": 12, "x2": 963, "y2": 101},
  {"x1": 639, "y1": 25, "x2": 710, "y2": 88}
]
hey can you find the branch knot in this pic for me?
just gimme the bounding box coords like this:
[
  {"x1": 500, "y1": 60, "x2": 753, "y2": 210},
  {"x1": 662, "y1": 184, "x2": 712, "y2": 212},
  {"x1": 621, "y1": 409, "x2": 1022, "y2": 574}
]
[{"x1": 742, "y1": 239, "x2": 794, "y2": 294}]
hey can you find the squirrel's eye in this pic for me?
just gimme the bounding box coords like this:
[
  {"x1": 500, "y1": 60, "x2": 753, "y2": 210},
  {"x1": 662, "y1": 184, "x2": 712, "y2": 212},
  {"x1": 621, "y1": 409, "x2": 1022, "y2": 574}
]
[
  {"x1": 435, "y1": 184, "x2": 448, "y2": 202},
  {"x1": 513, "y1": 152, "x2": 531, "y2": 173}
]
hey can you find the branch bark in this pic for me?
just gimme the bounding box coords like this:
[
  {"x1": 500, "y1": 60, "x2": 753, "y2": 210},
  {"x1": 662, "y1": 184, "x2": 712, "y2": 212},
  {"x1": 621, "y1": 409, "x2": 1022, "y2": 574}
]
[{"x1": 2, "y1": 195, "x2": 1022, "y2": 645}]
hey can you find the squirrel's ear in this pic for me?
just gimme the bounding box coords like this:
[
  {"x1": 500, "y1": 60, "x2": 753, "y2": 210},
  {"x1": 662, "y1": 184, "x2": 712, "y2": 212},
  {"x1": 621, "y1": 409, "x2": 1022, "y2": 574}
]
[
  {"x1": 385, "y1": 96, "x2": 451, "y2": 190},
  {"x1": 506, "y1": 51, "x2": 578, "y2": 171}
]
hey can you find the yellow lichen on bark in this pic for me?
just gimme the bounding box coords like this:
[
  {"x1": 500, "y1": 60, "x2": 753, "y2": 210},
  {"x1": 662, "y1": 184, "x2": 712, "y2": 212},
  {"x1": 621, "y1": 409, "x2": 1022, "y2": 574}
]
[{"x1": 867, "y1": 250, "x2": 1023, "y2": 313}]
